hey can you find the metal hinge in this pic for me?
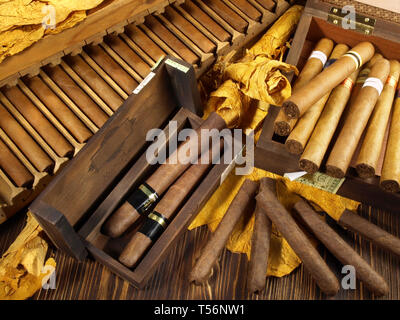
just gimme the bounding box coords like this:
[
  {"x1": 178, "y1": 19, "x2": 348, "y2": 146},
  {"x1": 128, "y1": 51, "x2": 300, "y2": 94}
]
[{"x1": 327, "y1": 6, "x2": 376, "y2": 35}]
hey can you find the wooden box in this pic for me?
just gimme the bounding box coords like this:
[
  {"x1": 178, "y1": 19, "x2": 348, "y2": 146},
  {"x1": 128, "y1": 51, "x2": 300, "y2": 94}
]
[
  {"x1": 255, "y1": 0, "x2": 400, "y2": 213},
  {"x1": 29, "y1": 56, "x2": 235, "y2": 288}
]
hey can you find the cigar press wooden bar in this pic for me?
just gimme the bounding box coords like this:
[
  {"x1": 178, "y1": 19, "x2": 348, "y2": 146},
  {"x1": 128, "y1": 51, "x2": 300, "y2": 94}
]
[
  {"x1": 0, "y1": 0, "x2": 292, "y2": 223},
  {"x1": 255, "y1": 0, "x2": 400, "y2": 212},
  {"x1": 29, "y1": 57, "x2": 239, "y2": 288}
]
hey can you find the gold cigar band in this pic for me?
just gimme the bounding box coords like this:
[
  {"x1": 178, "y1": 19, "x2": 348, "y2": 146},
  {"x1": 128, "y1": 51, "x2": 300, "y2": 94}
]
[
  {"x1": 139, "y1": 184, "x2": 158, "y2": 202},
  {"x1": 386, "y1": 75, "x2": 398, "y2": 89},
  {"x1": 341, "y1": 78, "x2": 354, "y2": 90},
  {"x1": 343, "y1": 51, "x2": 362, "y2": 69},
  {"x1": 148, "y1": 212, "x2": 168, "y2": 228}
]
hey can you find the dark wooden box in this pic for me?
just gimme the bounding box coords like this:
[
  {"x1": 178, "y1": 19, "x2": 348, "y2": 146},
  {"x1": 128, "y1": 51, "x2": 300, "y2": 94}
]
[
  {"x1": 255, "y1": 0, "x2": 400, "y2": 213},
  {"x1": 29, "y1": 56, "x2": 234, "y2": 288}
]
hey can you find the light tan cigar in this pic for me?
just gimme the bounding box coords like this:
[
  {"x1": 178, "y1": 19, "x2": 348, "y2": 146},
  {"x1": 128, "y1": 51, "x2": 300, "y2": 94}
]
[
  {"x1": 118, "y1": 143, "x2": 219, "y2": 268},
  {"x1": 283, "y1": 42, "x2": 375, "y2": 119},
  {"x1": 256, "y1": 178, "x2": 340, "y2": 296},
  {"x1": 294, "y1": 200, "x2": 389, "y2": 297},
  {"x1": 0, "y1": 104, "x2": 53, "y2": 173},
  {"x1": 286, "y1": 44, "x2": 349, "y2": 154},
  {"x1": 356, "y1": 60, "x2": 400, "y2": 179},
  {"x1": 103, "y1": 112, "x2": 227, "y2": 238},
  {"x1": 0, "y1": 138, "x2": 34, "y2": 188},
  {"x1": 380, "y1": 85, "x2": 400, "y2": 192},
  {"x1": 246, "y1": 202, "x2": 272, "y2": 294},
  {"x1": 24, "y1": 76, "x2": 92, "y2": 143},
  {"x1": 299, "y1": 69, "x2": 360, "y2": 174},
  {"x1": 44, "y1": 65, "x2": 109, "y2": 128},
  {"x1": 274, "y1": 38, "x2": 334, "y2": 136},
  {"x1": 3, "y1": 86, "x2": 74, "y2": 158},
  {"x1": 189, "y1": 179, "x2": 258, "y2": 284},
  {"x1": 64, "y1": 55, "x2": 124, "y2": 112},
  {"x1": 326, "y1": 58, "x2": 390, "y2": 179}
]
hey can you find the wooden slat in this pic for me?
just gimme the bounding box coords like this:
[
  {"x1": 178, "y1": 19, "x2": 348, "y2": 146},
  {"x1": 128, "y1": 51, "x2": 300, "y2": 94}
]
[{"x1": 226, "y1": 0, "x2": 262, "y2": 21}]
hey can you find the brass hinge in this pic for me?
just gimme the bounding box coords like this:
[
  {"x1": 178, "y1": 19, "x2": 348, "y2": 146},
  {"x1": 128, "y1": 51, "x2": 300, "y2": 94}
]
[{"x1": 327, "y1": 6, "x2": 376, "y2": 35}]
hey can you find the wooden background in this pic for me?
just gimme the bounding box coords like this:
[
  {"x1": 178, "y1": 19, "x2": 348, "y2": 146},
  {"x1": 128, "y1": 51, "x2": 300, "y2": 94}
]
[{"x1": 0, "y1": 203, "x2": 399, "y2": 300}]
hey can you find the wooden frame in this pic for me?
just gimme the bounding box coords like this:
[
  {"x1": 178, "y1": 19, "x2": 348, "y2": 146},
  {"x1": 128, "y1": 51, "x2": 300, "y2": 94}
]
[{"x1": 255, "y1": 0, "x2": 400, "y2": 213}]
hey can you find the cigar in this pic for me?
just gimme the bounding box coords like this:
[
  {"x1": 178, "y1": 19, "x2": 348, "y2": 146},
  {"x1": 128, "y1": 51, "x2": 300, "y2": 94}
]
[
  {"x1": 0, "y1": 138, "x2": 34, "y2": 188},
  {"x1": 274, "y1": 38, "x2": 334, "y2": 136},
  {"x1": 3, "y1": 86, "x2": 74, "y2": 158},
  {"x1": 256, "y1": 178, "x2": 340, "y2": 296},
  {"x1": 0, "y1": 104, "x2": 54, "y2": 173},
  {"x1": 246, "y1": 202, "x2": 272, "y2": 294},
  {"x1": 294, "y1": 200, "x2": 389, "y2": 297},
  {"x1": 339, "y1": 210, "x2": 400, "y2": 259},
  {"x1": 380, "y1": 86, "x2": 400, "y2": 192},
  {"x1": 103, "y1": 112, "x2": 227, "y2": 238},
  {"x1": 189, "y1": 179, "x2": 258, "y2": 284},
  {"x1": 24, "y1": 76, "x2": 92, "y2": 143},
  {"x1": 286, "y1": 44, "x2": 349, "y2": 154},
  {"x1": 118, "y1": 143, "x2": 220, "y2": 268},
  {"x1": 326, "y1": 58, "x2": 390, "y2": 179},
  {"x1": 299, "y1": 69, "x2": 359, "y2": 173},
  {"x1": 283, "y1": 42, "x2": 375, "y2": 119},
  {"x1": 356, "y1": 60, "x2": 400, "y2": 179}
]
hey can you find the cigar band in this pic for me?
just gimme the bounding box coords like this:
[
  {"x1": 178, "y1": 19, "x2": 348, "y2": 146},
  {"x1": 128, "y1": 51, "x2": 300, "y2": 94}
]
[
  {"x1": 343, "y1": 51, "x2": 362, "y2": 69},
  {"x1": 386, "y1": 75, "x2": 398, "y2": 88},
  {"x1": 341, "y1": 77, "x2": 354, "y2": 90},
  {"x1": 324, "y1": 59, "x2": 337, "y2": 69},
  {"x1": 363, "y1": 77, "x2": 384, "y2": 95},
  {"x1": 140, "y1": 211, "x2": 168, "y2": 241},
  {"x1": 127, "y1": 183, "x2": 159, "y2": 215},
  {"x1": 308, "y1": 50, "x2": 327, "y2": 66},
  {"x1": 356, "y1": 68, "x2": 370, "y2": 85}
]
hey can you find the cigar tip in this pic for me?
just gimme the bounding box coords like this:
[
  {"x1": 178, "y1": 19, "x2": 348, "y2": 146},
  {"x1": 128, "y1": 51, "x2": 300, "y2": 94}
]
[
  {"x1": 119, "y1": 232, "x2": 152, "y2": 268},
  {"x1": 380, "y1": 180, "x2": 400, "y2": 193},
  {"x1": 326, "y1": 165, "x2": 345, "y2": 179},
  {"x1": 283, "y1": 100, "x2": 299, "y2": 119},
  {"x1": 286, "y1": 139, "x2": 304, "y2": 155},
  {"x1": 274, "y1": 121, "x2": 291, "y2": 136},
  {"x1": 355, "y1": 163, "x2": 375, "y2": 180},
  {"x1": 299, "y1": 159, "x2": 318, "y2": 174}
]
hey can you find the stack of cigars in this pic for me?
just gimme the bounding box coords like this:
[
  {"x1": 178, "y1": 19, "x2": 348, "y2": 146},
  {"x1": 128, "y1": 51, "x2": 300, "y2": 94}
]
[
  {"x1": 275, "y1": 39, "x2": 400, "y2": 192},
  {"x1": 190, "y1": 177, "x2": 400, "y2": 297}
]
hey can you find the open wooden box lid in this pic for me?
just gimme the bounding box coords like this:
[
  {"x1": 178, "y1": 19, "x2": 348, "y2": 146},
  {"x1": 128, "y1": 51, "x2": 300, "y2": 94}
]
[{"x1": 29, "y1": 56, "x2": 202, "y2": 260}]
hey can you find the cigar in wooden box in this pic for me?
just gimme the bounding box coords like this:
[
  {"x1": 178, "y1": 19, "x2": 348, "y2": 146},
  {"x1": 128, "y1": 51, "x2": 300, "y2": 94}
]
[
  {"x1": 294, "y1": 200, "x2": 389, "y2": 297},
  {"x1": 103, "y1": 112, "x2": 227, "y2": 238},
  {"x1": 285, "y1": 43, "x2": 349, "y2": 155},
  {"x1": 326, "y1": 58, "x2": 390, "y2": 179},
  {"x1": 189, "y1": 179, "x2": 258, "y2": 284},
  {"x1": 274, "y1": 38, "x2": 334, "y2": 136},
  {"x1": 380, "y1": 85, "x2": 400, "y2": 192},
  {"x1": 256, "y1": 178, "x2": 340, "y2": 296},
  {"x1": 118, "y1": 142, "x2": 221, "y2": 268},
  {"x1": 283, "y1": 42, "x2": 375, "y2": 119},
  {"x1": 246, "y1": 201, "x2": 272, "y2": 294},
  {"x1": 299, "y1": 69, "x2": 359, "y2": 174},
  {"x1": 356, "y1": 60, "x2": 400, "y2": 179},
  {"x1": 339, "y1": 210, "x2": 400, "y2": 259},
  {"x1": 0, "y1": 138, "x2": 34, "y2": 188}
]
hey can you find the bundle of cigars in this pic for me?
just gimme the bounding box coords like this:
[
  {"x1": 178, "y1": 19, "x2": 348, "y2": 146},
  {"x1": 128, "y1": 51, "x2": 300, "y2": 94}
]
[
  {"x1": 189, "y1": 177, "x2": 400, "y2": 297},
  {"x1": 274, "y1": 38, "x2": 400, "y2": 192}
]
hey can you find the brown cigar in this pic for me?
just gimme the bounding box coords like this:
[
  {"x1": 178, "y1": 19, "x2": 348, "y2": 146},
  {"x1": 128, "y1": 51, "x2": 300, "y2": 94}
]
[
  {"x1": 189, "y1": 179, "x2": 258, "y2": 284},
  {"x1": 283, "y1": 42, "x2": 375, "y2": 119},
  {"x1": 118, "y1": 143, "x2": 219, "y2": 268},
  {"x1": 3, "y1": 86, "x2": 74, "y2": 158},
  {"x1": 356, "y1": 60, "x2": 400, "y2": 179},
  {"x1": 24, "y1": 76, "x2": 92, "y2": 143},
  {"x1": 256, "y1": 178, "x2": 340, "y2": 296},
  {"x1": 299, "y1": 69, "x2": 359, "y2": 173},
  {"x1": 103, "y1": 112, "x2": 227, "y2": 238},
  {"x1": 0, "y1": 138, "x2": 34, "y2": 188},
  {"x1": 294, "y1": 200, "x2": 389, "y2": 297},
  {"x1": 326, "y1": 58, "x2": 390, "y2": 179},
  {"x1": 286, "y1": 44, "x2": 349, "y2": 154},
  {"x1": 246, "y1": 202, "x2": 272, "y2": 294},
  {"x1": 339, "y1": 210, "x2": 400, "y2": 259},
  {"x1": 274, "y1": 38, "x2": 334, "y2": 136},
  {"x1": 380, "y1": 86, "x2": 400, "y2": 192},
  {"x1": 0, "y1": 104, "x2": 53, "y2": 173}
]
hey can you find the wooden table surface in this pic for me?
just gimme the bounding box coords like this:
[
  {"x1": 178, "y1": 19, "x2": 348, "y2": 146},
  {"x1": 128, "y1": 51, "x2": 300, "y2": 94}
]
[{"x1": 0, "y1": 203, "x2": 399, "y2": 300}]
